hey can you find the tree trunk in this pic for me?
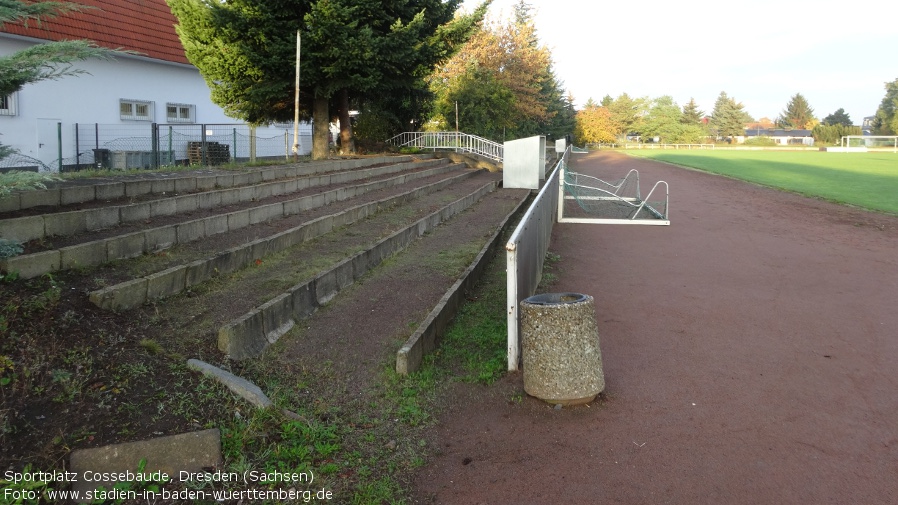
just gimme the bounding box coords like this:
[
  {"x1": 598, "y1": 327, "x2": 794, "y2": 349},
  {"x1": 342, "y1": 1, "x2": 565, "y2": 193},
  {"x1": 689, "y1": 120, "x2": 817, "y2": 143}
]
[
  {"x1": 337, "y1": 88, "x2": 355, "y2": 155},
  {"x1": 312, "y1": 95, "x2": 330, "y2": 160}
]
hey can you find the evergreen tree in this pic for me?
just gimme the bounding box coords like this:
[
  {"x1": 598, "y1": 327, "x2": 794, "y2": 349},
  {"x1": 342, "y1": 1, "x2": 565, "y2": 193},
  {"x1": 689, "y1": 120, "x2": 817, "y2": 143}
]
[
  {"x1": 0, "y1": 0, "x2": 120, "y2": 97},
  {"x1": 873, "y1": 77, "x2": 898, "y2": 135},
  {"x1": 167, "y1": 0, "x2": 486, "y2": 159},
  {"x1": 1, "y1": 0, "x2": 123, "y2": 160},
  {"x1": 779, "y1": 93, "x2": 816, "y2": 129},
  {"x1": 822, "y1": 108, "x2": 852, "y2": 126},
  {"x1": 600, "y1": 94, "x2": 613, "y2": 107},
  {"x1": 681, "y1": 98, "x2": 704, "y2": 125},
  {"x1": 709, "y1": 91, "x2": 752, "y2": 140}
]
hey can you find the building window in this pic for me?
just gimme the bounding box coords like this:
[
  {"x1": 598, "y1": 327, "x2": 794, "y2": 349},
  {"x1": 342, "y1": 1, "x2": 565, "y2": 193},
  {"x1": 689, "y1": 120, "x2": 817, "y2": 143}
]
[
  {"x1": 0, "y1": 93, "x2": 17, "y2": 116},
  {"x1": 120, "y1": 99, "x2": 154, "y2": 121},
  {"x1": 166, "y1": 103, "x2": 195, "y2": 123}
]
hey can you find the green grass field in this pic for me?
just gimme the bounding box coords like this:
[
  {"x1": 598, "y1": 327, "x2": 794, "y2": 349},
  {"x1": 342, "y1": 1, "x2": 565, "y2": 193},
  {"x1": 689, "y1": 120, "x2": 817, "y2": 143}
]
[{"x1": 627, "y1": 150, "x2": 898, "y2": 215}]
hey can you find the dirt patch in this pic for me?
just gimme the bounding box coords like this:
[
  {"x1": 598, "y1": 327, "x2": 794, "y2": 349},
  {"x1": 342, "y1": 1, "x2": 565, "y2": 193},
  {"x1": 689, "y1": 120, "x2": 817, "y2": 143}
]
[{"x1": 412, "y1": 150, "x2": 898, "y2": 504}]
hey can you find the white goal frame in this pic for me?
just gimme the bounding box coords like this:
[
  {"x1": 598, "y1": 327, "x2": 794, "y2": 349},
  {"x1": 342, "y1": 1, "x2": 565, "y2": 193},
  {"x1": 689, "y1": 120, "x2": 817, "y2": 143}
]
[{"x1": 841, "y1": 135, "x2": 898, "y2": 152}]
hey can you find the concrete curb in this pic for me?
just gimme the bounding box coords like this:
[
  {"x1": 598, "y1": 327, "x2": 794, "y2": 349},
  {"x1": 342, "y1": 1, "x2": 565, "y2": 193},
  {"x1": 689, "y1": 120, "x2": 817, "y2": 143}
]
[
  {"x1": 89, "y1": 169, "x2": 481, "y2": 310},
  {"x1": 218, "y1": 180, "x2": 500, "y2": 360},
  {"x1": 0, "y1": 158, "x2": 446, "y2": 244},
  {"x1": 0, "y1": 155, "x2": 414, "y2": 213},
  {"x1": 186, "y1": 359, "x2": 272, "y2": 408},
  {"x1": 395, "y1": 190, "x2": 530, "y2": 375},
  {"x1": 4, "y1": 162, "x2": 463, "y2": 279}
]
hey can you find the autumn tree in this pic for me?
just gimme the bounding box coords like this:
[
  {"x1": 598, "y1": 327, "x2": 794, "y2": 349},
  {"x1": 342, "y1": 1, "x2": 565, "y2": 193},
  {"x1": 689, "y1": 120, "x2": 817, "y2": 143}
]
[
  {"x1": 167, "y1": 0, "x2": 486, "y2": 159},
  {"x1": 428, "y1": 1, "x2": 569, "y2": 140},
  {"x1": 873, "y1": 77, "x2": 898, "y2": 135},
  {"x1": 778, "y1": 93, "x2": 816, "y2": 129},
  {"x1": 573, "y1": 103, "x2": 619, "y2": 145}
]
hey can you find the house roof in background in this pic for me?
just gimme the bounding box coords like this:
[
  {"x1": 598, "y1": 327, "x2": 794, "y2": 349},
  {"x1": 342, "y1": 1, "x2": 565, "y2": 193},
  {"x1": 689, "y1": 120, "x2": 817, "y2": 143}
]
[{"x1": 1, "y1": 0, "x2": 188, "y2": 65}]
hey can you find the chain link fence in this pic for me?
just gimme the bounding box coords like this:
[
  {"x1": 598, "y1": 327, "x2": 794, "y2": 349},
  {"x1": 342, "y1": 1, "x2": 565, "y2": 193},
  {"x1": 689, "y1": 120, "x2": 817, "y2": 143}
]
[{"x1": 1, "y1": 123, "x2": 313, "y2": 173}]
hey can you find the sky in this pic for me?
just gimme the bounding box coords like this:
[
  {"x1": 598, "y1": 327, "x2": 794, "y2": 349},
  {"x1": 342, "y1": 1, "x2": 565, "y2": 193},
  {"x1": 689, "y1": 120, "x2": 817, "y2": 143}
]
[{"x1": 461, "y1": 0, "x2": 898, "y2": 125}]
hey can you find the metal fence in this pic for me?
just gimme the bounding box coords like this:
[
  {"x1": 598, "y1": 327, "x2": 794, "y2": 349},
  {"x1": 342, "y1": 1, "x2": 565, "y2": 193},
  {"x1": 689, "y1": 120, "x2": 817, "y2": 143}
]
[
  {"x1": 71, "y1": 123, "x2": 312, "y2": 171},
  {"x1": 0, "y1": 122, "x2": 313, "y2": 173},
  {"x1": 386, "y1": 131, "x2": 504, "y2": 162},
  {"x1": 504, "y1": 145, "x2": 569, "y2": 370}
]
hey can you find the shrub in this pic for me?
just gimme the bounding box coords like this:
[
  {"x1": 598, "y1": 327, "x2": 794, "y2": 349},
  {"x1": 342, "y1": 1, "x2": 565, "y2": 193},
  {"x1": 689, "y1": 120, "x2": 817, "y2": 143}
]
[
  {"x1": 0, "y1": 239, "x2": 24, "y2": 259},
  {"x1": 744, "y1": 136, "x2": 777, "y2": 147},
  {"x1": 0, "y1": 170, "x2": 60, "y2": 198}
]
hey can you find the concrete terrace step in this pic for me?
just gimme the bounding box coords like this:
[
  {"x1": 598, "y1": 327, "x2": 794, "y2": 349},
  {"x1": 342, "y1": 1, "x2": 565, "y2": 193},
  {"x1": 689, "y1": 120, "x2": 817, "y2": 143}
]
[
  {"x1": 0, "y1": 158, "x2": 450, "y2": 243},
  {"x1": 217, "y1": 178, "x2": 506, "y2": 360},
  {"x1": 0, "y1": 155, "x2": 427, "y2": 213},
  {"x1": 89, "y1": 168, "x2": 486, "y2": 311},
  {"x1": 1, "y1": 161, "x2": 467, "y2": 278}
]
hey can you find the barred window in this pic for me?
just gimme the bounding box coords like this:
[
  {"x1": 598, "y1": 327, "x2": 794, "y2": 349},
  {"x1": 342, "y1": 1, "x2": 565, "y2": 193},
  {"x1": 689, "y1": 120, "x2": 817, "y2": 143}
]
[
  {"x1": 120, "y1": 99, "x2": 154, "y2": 121},
  {"x1": 166, "y1": 103, "x2": 195, "y2": 123},
  {"x1": 0, "y1": 93, "x2": 17, "y2": 116}
]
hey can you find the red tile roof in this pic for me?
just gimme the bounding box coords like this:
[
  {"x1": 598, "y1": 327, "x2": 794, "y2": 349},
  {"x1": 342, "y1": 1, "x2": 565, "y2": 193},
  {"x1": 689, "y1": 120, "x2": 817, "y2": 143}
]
[{"x1": 2, "y1": 0, "x2": 189, "y2": 65}]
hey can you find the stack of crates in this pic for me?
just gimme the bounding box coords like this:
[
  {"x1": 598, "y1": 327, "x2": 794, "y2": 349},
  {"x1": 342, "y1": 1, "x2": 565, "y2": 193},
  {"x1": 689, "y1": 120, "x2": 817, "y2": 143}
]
[{"x1": 187, "y1": 142, "x2": 230, "y2": 165}]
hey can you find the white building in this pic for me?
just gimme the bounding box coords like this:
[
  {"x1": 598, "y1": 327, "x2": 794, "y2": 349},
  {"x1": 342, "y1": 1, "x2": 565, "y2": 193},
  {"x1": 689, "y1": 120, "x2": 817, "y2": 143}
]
[{"x1": 0, "y1": 0, "x2": 310, "y2": 172}]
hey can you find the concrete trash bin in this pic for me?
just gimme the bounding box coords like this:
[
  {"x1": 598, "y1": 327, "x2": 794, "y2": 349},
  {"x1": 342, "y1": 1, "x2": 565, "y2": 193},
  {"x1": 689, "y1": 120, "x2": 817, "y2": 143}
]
[{"x1": 520, "y1": 293, "x2": 604, "y2": 405}]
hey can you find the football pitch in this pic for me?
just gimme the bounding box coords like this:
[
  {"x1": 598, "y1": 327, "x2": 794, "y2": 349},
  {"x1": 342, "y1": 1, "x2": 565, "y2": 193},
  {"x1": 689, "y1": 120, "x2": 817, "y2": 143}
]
[{"x1": 627, "y1": 150, "x2": 898, "y2": 215}]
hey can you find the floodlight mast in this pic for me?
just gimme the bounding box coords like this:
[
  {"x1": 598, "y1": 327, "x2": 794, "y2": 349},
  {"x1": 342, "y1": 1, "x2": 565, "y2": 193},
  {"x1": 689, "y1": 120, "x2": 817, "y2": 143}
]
[{"x1": 292, "y1": 30, "x2": 301, "y2": 161}]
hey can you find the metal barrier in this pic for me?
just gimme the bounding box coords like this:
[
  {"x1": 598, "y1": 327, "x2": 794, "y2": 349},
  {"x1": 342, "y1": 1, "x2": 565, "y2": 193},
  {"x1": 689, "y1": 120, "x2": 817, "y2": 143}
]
[
  {"x1": 505, "y1": 145, "x2": 569, "y2": 370},
  {"x1": 386, "y1": 131, "x2": 504, "y2": 162}
]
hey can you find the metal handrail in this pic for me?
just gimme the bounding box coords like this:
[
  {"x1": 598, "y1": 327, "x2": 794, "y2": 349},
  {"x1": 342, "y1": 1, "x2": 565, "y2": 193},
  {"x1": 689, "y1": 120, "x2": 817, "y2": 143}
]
[{"x1": 385, "y1": 132, "x2": 504, "y2": 162}]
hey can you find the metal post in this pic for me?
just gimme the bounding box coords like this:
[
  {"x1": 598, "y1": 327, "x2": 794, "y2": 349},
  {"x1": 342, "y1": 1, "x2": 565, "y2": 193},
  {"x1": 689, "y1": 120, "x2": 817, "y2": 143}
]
[
  {"x1": 201, "y1": 125, "x2": 207, "y2": 166},
  {"x1": 292, "y1": 30, "x2": 301, "y2": 161},
  {"x1": 233, "y1": 128, "x2": 237, "y2": 162},
  {"x1": 75, "y1": 123, "x2": 80, "y2": 169},
  {"x1": 57, "y1": 122, "x2": 63, "y2": 172},
  {"x1": 151, "y1": 123, "x2": 159, "y2": 169}
]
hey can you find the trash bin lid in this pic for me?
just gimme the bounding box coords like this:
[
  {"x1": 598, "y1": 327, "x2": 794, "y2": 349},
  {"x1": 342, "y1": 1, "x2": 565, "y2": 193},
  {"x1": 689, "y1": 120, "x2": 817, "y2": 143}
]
[{"x1": 522, "y1": 293, "x2": 589, "y2": 305}]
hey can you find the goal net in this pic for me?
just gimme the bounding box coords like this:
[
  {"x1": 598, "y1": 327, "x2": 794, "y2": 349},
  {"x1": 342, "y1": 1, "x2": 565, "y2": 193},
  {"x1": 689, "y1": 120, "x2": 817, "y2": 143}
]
[
  {"x1": 558, "y1": 166, "x2": 669, "y2": 225},
  {"x1": 841, "y1": 135, "x2": 898, "y2": 152}
]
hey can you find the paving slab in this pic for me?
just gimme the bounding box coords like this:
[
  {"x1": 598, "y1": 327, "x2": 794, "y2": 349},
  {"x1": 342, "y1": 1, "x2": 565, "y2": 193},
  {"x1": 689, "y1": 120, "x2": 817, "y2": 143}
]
[{"x1": 68, "y1": 429, "x2": 221, "y2": 494}]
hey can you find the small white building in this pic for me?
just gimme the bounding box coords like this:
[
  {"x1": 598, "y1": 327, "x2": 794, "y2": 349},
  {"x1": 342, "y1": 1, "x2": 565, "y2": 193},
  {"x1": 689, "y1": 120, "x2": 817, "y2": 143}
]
[{"x1": 0, "y1": 0, "x2": 310, "y2": 172}]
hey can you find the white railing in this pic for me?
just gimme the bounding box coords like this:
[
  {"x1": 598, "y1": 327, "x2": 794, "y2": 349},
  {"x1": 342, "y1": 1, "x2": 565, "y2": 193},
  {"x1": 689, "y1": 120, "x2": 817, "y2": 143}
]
[
  {"x1": 386, "y1": 131, "x2": 504, "y2": 162},
  {"x1": 505, "y1": 146, "x2": 570, "y2": 371}
]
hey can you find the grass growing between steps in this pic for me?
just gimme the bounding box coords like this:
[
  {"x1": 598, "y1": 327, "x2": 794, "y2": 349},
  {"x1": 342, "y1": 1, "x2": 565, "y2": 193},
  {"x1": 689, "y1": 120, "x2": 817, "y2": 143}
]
[{"x1": 209, "y1": 248, "x2": 512, "y2": 504}]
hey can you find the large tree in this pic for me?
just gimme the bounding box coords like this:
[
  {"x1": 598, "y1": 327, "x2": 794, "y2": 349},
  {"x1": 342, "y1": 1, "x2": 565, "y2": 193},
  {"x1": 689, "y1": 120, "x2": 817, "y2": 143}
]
[
  {"x1": 873, "y1": 77, "x2": 898, "y2": 135},
  {"x1": 822, "y1": 108, "x2": 852, "y2": 127},
  {"x1": 573, "y1": 103, "x2": 618, "y2": 145},
  {"x1": 681, "y1": 98, "x2": 704, "y2": 125},
  {"x1": 640, "y1": 96, "x2": 705, "y2": 144},
  {"x1": 778, "y1": 93, "x2": 816, "y2": 129},
  {"x1": 709, "y1": 91, "x2": 752, "y2": 140},
  {"x1": 427, "y1": 1, "x2": 569, "y2": 141},
  {"x1": 167, "y1": 0, "x2": 486, "y2": 159},
  {"x1": 607, "y1": 93, "x2": 648, "y2": 139}
]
